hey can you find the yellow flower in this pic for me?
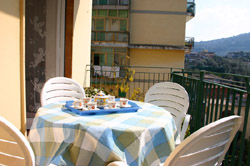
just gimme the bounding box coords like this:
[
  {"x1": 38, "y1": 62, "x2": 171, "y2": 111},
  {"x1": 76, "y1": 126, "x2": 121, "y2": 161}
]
[
  {"x1": 129, "y1": 76, "x2": 134, "y2": 82},
  {"x1": 120, "y1": 85, "x2": 124, "y2": 92},
  {"x1": 139, "y1": 97, "x2": 144, "y2": 102},
  {"x1": 124, "y1": 87, "x2": 129, "y2": 93}
]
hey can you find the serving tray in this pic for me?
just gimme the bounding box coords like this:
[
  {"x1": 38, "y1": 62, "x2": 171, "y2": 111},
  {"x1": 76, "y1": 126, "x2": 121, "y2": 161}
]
[{"x1": 65, "y1": 101, "x2": 141, "y2": 116}]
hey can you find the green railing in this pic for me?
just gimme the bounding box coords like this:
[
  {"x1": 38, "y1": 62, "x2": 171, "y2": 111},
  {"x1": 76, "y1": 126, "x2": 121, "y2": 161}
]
[
  {"x1": 171, "y1": 70, "x2": 250, "y2": 165},
  {"x1": 85, "y1": 65, "x2": 183, "y2": 99},
  {"x1": 91, "y1": 31, "x2": 129, "y2": 43}
]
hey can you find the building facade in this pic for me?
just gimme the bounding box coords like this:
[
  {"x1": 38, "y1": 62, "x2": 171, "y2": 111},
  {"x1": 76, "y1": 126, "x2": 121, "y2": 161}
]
[{"x1": 91, "y1": 0, "x2": 195, "y2": 69}]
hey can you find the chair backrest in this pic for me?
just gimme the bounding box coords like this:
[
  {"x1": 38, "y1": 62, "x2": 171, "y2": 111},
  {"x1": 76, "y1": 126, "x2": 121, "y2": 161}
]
[
  {"x1": 164, "y1": 115, "x2": 242, "y2": 166},
  {"x1": 145, "y1": 82, "x2": 189, "y2": 131},
  {"x1": 0, "y1": 116, "x2": 35, "y2": 166},
  {"x1": 40, "y1": 77, "x2": 86, "y2": 106}
]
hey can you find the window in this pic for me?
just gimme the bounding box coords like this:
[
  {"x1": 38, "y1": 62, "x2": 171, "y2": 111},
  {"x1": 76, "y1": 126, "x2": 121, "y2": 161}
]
[
  {"x1": 119, "y1": 10, "x2": 128, "y2": 18},
  {"x1": 120, "y1": 19, "x2": 127, "y2": 31},
  {"x1": 98, "y1": 10, "x2": 107, "y2": 17},
  {"x1": 92, "y1": 10, "x2": 128, "y2": 32},
  {"x1": 96, "y1": 19, "x2": 104, "y2": 31},
  {"x1": 92, "y1": 47, "x2": 128, "y2": 66},
  {"x1": 94, "y1": 54, "x2": 105, "y2": 65},
  {"x1": 109, "y1": 10, "x2": 117, "y2": 17}
]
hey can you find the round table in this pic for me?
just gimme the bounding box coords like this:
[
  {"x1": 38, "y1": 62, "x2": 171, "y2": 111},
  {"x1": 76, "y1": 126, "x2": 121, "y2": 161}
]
[{"x1": 29, "y1": 101, "x2": 177, "y2": 166}]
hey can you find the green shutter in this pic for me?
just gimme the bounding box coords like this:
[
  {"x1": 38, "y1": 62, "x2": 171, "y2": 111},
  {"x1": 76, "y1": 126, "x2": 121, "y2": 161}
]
[
  {"x1": 98, "y1": 9, "x2": 107, "y2": 16},
  {"x1": 107, "y1": 54, "x2": 114, "y2": 66},
  {"x1": 109, "y1": 10, "x2": 117, "y2": 17},
  {"x1": 100, "y1": 54, "x2": 105, "y2": 65},
  {"x1": 92, "y1": 10, "x2": 97, "y2": 16},
  {"x1": 96, "y1": 19, "x2": 104, "y2": 31},
  {"x1": 97, "y1": 32, "x2": 105, "y2": 41},
  {"x1": 119, "y1": 10, "x2": 128, "y2": 18},
  {"x1": 120, "y1": 19, "x2": 127, "y2": 31}
]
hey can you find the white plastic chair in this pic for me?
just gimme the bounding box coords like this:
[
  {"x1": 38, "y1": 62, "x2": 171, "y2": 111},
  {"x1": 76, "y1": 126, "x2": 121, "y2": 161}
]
[
  {"x1": 40, "y1": 77, "x2": 86, "y2": 106},
  {"x1": 163, "y1": 115, "x2": 242, "y2": 166},
  {"x1": 145, "y1": 82, "x2": 190, "y2": 145},
  {"x1": 0, "y1": 116, "x2": 35, "y2": 166},
  {"x1": 107, "y1": 115, "x2": 242, "y2": 166}
]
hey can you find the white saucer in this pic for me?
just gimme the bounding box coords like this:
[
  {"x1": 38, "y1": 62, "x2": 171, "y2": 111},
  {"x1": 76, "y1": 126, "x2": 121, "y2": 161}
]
[
  {"x1": 104, "y1": 107, "x2": 117, "y2": 109},
  {"x1": 86, "y1": 108, "x2": 100, "y2": 111},
  {"x1": 71, "y1": 105, "x2": 84, "y2": 109},
  {"x1": 120, "y1": 104, "x2": 131, "y2": 108}
]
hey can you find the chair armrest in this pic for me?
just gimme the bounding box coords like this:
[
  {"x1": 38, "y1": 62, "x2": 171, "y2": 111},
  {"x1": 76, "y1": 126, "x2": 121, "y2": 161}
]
[
  {"x1": 107, "y1": 161, "x2": 129, "y2": 166},
  {"x1": 180, "y1": 114, "x2": 191, "y2": 142}
]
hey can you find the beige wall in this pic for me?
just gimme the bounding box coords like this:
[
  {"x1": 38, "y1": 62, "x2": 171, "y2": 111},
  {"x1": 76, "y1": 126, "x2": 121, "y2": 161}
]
[
  {"x1": 0, "y1": 0, "x2": 23, "y2": 129},
  {"x1": 72, "y1": 0, "x2": 92, "y2": 87},
  {"x1": 130, "y1": 0, "x2": 186, "y2": 46},
  {"x1": 131, "y1": 0, "x2": 186, "y2": 12},
  {"x1": 130, "y1": 48, "x2": 185, "y2": 69}
]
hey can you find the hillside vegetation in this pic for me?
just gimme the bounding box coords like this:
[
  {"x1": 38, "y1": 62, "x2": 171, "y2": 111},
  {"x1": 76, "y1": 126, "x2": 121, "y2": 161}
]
[
  {"x1": 193, "y1": 32, "x2": 250, "y2": 56},
  {"x1": 185, "y1": 55, "x2": 250, "y2": 76}
]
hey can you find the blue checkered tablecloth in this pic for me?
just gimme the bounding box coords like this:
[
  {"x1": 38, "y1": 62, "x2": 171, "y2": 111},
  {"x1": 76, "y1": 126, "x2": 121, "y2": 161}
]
[{"x1": 28, "y1": 101, "x2": 177, "y2": 166}]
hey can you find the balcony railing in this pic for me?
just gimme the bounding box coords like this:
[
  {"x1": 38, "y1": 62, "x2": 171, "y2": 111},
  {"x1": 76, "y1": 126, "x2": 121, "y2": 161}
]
[
  {"x1": 93, "y1": 0, "x2": 129, "y2": 6},
  {"x1": 185, "y1": 37, "x2": 194, "y2": 50},
  {"x1": 187, "y1": 0, "x2": 195, "y2": 16},
  {"x1": 91, "y1": 31, "x2": 129, "y2": 43},
  {"x1": 84, "y1": 65, "x2": 250, "y2": 165},
  {"x1": 171, "y1": 70, "x2": 250, "y2": 165},
  {"x1": 85, "y1": 65, "x2": 183, "y2": 99}
]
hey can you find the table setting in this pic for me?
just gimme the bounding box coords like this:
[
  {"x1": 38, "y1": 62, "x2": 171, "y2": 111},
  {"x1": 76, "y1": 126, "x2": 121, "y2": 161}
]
[
  {"x1": 64, "y1": 91, "x2": 141, "y2": 116},
  {"x1": 28, "y1": 91, "x2": 177, "y2": 166}
]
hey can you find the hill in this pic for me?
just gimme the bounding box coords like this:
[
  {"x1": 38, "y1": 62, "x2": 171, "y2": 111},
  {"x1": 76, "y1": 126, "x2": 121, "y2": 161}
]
[{"x1": 192, "y1": 32, "x2": 250, "y2": 56}]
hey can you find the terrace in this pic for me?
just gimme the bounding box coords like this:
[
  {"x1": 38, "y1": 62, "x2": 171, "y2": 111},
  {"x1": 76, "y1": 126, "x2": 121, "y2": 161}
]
[
  {"x1": 86, "y1": 65, "x2": 250, "y2": 165},
  {"x1": 2, "y1": 0, "x2": 249, "y2": 165}
]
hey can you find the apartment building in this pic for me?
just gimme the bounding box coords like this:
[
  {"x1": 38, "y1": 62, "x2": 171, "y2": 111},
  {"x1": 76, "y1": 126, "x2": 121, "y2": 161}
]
[{"x1": 91, "y1": 0, "x2": 195, "y2": 69}]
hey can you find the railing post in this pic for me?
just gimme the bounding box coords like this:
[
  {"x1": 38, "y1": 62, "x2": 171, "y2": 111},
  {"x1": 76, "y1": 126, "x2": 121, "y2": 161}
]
[
  {"x1": 239, "y1": 77, "x2": 250, "y2": 166},
  {"x1": 194, "y1": 71, "x2": 205, "y2": 131},
  {"x1": 181, "y1": 69, "x2": 185, "y2": 86},
  {"x1": 170, "y1": 68, "x2": 173, "y2": 81}
]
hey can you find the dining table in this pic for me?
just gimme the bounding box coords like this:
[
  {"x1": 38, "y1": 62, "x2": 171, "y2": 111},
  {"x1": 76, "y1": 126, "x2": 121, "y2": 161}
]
[{"x1": 28, "y1": 100, "x2": 177, "y2": 166}]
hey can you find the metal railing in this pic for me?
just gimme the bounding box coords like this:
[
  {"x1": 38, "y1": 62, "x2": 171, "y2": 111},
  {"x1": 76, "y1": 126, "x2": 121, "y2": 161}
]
[
  {"x1": 91, "y1": 31, "x2": 129, "y2": 43},
  {"x1": 85, "y1": 65, "x2": 183, "y2": 99},
  {"x1": 185, "y1": 37, "x2": 194, "y2": 49},
  {"x1": 93, "y1": 0, "x2": 129, "y2": 6},
  {"x1": 171, "y1": 70, "x2": 250, "y2": 165},
  {"x1": 84, "y1": 65, "x2": 250, "y2": 164}
]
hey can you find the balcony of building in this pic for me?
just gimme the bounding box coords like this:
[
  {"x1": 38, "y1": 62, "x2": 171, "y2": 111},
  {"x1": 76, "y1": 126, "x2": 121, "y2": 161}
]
[
  {"x1": 91, "y1": 31, "x2": 129, "y2": 47},
  {"x1": 93, "y1": 0, "x2": 130, "y2": 9},
  {"x1": 186, "y1": 0, "x2": 196, "y2": 22},
  {"x1": 185, "y1": 37, "x2": 195, "y2": 53}
]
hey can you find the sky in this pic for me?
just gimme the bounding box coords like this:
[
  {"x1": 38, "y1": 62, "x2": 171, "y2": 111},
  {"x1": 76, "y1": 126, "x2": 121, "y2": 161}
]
[{"x1": 185, "y1": 0, "x2": 250, "y2": 42}]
